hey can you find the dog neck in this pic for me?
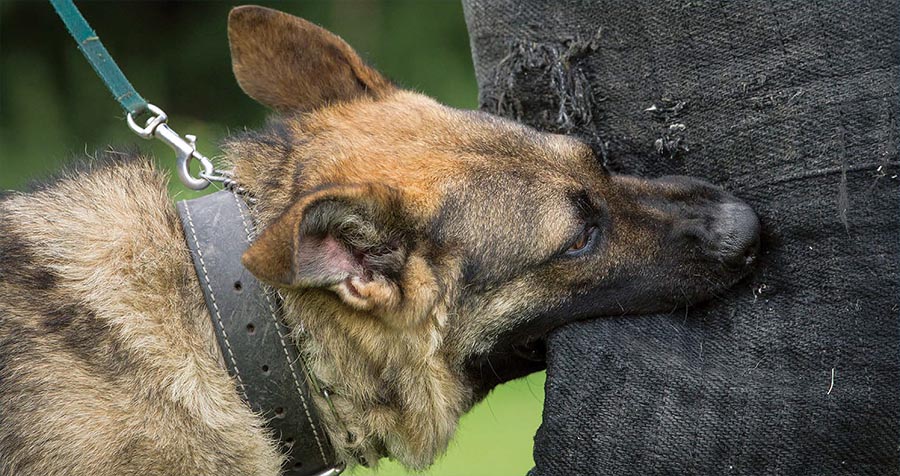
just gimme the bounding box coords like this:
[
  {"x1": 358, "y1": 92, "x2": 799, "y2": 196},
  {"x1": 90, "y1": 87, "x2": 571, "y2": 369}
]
[
  {"x1": 177, "y1": 189, "x2": 349, "y2": 475},
  {"x1": 221, "y1": 122, "x2": 474, "y2": 470}
]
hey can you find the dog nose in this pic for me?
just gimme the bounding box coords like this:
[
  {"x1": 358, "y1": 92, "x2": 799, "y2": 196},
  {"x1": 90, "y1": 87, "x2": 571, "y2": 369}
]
[
  {"x1": 645, "y1": 174, "x2": 761, "y2": 272},
  {"x1": 708, "y1": 200, "x2": 760, "y2": 269}
]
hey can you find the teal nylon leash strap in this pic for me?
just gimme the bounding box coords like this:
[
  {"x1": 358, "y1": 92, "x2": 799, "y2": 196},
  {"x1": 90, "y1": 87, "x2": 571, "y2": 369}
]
[
  {"x1": 49, "y1": 0, "x2": 148, "y2": 116},
  {"x1": 47, "y1": 0, "x2": 219, "y2": 190}
]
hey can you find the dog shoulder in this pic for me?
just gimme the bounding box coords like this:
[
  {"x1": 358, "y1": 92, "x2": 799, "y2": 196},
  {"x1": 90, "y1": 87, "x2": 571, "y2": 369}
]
[
  {"x1": 0, "y1": 149, "x2": 282, "y2": 475},
  {"x1": 0, "y1": 147, "x2": 184, "y2": 321}
]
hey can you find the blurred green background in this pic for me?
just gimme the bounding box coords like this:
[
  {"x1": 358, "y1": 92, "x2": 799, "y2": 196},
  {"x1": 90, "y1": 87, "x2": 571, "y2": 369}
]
[{"x1": 0, "y1": 1, "x2": 545, "y2": 475}]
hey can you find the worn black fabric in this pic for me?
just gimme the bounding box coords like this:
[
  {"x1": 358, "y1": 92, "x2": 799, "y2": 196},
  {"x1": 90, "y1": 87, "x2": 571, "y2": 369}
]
[{"x1": 463, "y1": 1, "x2": 900, "y2": 475}]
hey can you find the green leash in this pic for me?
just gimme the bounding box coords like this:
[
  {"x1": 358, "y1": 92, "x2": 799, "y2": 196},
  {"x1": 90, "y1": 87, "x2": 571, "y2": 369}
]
[
  {"x1": 49, "y1": 0, "x2": 221, "y2": 190},
  {"x1": 49, "y1": 0, "x2": 148, "y2": 117}
]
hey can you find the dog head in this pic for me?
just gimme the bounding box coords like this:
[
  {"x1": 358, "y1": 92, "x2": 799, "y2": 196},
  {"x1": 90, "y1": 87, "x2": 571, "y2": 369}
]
[{"x1": 226, "y1": 6, "x2": 760, "y2": 469}]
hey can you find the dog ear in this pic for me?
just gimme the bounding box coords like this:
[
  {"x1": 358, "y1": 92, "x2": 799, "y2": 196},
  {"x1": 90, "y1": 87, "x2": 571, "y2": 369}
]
[
  {"x1": 228, "y1": 5, "x2": 393, "y2": 113},
  {"x1": 243, "y1": 184, "x2": 434, "y2": 324}
]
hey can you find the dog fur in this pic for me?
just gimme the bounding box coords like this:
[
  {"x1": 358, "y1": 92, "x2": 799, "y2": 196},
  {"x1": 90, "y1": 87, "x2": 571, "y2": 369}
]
[{"x1": 0, "y1": 6, "x2": 759, "y2": 475}]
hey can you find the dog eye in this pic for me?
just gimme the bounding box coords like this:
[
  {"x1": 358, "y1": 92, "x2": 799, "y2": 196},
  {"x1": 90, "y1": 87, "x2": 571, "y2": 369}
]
[{"x1": 565, "y1": 224, "x2": 598, "y2": 256}]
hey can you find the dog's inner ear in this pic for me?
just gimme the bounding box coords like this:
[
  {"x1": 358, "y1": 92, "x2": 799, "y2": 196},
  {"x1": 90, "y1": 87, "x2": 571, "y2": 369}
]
[
  {"x1": 227, "y1": 5, "x2": 393, "y2": 112},
  {"x1": 243, "y1": 184, "x2": 418, "y2": 317}
]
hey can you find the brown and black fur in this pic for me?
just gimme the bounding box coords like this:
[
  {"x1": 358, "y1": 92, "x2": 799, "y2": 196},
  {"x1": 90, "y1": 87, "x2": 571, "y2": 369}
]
[{"x1": 0, "y1": 6, "x2": 760, "y2": 475}]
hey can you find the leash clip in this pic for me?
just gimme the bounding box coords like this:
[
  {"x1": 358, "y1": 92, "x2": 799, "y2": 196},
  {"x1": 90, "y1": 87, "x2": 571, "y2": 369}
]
[{"x1": 127, "y1": 103, "x2": 214, "y2": 190}]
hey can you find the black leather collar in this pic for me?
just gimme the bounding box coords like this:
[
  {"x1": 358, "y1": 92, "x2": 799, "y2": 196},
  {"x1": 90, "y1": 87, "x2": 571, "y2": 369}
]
[{"x1": 176, "y1": 190, "x2": 343, "y2": 476}]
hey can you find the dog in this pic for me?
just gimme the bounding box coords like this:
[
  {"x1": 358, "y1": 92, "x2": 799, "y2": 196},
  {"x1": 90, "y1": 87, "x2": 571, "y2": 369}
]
[{"x1": 0, "y1": 6, "x2": 760, "y2": 475}]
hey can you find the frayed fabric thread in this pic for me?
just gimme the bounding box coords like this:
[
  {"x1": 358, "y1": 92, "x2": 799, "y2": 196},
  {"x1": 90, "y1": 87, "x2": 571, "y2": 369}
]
[{"x1": 484, "y1": 28, "x2": 604, "y2": 134}]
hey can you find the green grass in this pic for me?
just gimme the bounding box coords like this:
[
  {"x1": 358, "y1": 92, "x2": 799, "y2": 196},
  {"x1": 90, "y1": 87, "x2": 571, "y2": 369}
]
[{"x1": 352, "y1": 373, "x2": 545, "y2": 476}]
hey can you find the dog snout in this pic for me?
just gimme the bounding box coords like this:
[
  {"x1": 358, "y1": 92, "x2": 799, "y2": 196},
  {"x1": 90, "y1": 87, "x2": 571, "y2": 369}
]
[{"x1": 649, "y1": 175, "x2": 760, "y2": 272}]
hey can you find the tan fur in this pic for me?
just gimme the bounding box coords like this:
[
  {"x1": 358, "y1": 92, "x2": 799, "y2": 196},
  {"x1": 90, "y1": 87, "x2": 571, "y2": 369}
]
[
  {"x1": 228, "y1": 6, "x2": 393, "y2": 113},
  {"x1": 0, "y1": 157, "x2": 282, "y2": 475}
]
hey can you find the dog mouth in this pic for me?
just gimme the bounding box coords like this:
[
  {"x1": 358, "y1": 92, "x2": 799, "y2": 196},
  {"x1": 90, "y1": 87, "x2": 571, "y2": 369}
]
[
  {"x1": 463, "y1": 232, "x2": 763, "y2": 399},
  {"x1": 464, "y1": 260, "x2": 759, "y2": 399},
  {"x1": 466, "y1": 332, "x2": 551, "y2": 399},
  {"x1": 511, "y1": 337, "x2": 547, "y2": 362}
]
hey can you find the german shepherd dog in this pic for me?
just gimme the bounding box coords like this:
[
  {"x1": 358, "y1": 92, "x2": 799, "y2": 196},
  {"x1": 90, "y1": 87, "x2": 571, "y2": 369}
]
[{"x1": 0, "y1": 6, "x2": 760, "y2": 475}]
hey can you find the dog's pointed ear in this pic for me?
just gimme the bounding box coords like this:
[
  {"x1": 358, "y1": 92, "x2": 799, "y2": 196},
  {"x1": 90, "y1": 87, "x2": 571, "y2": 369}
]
[
  {"x1": 228, "y1": 5, "x2": 393, "y2": 113},
  {"x1": 243, "y1": 183, "x2": 418, "y2": 314}
]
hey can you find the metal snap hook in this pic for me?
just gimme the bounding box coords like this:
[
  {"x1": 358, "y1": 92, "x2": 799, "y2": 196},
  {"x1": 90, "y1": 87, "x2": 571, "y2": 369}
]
[
  {"x1": 151, "y1": 122, "x2": 213, "y2": 190},
  {"x1": 126, "y1": 103, "x2": 212, "y2": 190},
  {"x1": 126, "y1": 103, "x2": 167, "y2": 139}
]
